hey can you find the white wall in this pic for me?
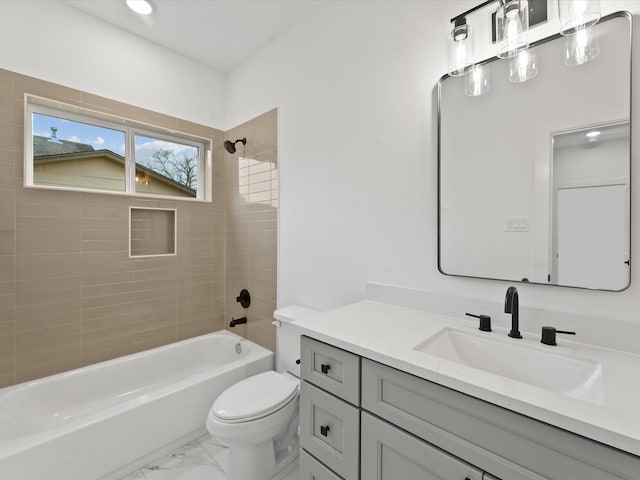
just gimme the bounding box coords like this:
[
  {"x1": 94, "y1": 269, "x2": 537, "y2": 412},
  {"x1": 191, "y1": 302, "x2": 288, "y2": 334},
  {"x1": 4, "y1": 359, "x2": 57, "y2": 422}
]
[
  {"x1": 0, "y1": 0, "x2": 226, "y2": 129},
  {"x1": 225, "y1": 0, "x2": 640, "y2": 325}
]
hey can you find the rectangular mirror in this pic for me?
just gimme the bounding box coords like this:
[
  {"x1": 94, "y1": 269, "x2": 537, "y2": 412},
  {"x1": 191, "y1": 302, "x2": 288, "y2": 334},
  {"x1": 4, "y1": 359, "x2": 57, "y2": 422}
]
[{"x1": 438, "y1": 12, "x2": 631, "y2": 291}]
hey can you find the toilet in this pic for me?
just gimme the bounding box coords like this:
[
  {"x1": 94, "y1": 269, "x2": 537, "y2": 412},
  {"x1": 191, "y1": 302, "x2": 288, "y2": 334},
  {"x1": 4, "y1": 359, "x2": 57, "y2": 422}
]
[{"x1": 206, "y1": 305, "x2": 318, "y2": 480}]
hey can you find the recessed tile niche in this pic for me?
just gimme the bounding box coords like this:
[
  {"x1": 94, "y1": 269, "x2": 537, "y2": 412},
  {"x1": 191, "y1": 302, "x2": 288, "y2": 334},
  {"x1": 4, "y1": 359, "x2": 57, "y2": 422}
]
[{"x1": 129, "y1": 207, "x2": 176, "y2": 257}]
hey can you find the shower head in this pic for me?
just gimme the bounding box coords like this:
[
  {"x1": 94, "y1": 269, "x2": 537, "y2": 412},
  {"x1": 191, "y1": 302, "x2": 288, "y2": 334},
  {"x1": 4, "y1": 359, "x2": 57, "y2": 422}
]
[{"x1": 224, "y1": 137, "x2": 247, "y2": 154}]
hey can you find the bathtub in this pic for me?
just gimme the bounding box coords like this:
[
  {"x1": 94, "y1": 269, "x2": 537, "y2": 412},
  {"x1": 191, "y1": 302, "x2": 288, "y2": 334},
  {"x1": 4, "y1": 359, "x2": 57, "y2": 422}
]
[{"x1": 0, "y1": 330, "x2": 273, "y2": 479}]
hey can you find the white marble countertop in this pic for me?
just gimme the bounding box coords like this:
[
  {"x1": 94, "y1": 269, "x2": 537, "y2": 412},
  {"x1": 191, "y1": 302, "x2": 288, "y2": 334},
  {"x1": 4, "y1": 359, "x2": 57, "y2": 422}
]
[{"x1": 293, "y1": 300, "x2": 640, "y2": 457}]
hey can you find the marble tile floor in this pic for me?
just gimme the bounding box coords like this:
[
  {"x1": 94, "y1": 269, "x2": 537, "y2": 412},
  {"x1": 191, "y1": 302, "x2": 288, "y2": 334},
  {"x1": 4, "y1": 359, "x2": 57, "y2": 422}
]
[{"x1": 119, "y1": 433, "x2": 300, "y2": 480}]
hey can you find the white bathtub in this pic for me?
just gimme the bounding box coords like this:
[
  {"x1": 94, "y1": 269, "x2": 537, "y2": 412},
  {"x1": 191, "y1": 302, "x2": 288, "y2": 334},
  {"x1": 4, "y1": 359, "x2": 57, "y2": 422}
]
[{"x1": 0, "y1": 330, "x2": 273, "y2": 479}]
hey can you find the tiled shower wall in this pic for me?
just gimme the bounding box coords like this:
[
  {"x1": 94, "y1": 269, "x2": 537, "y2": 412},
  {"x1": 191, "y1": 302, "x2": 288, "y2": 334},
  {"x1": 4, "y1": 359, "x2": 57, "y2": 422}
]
[
  {"x1": 0, "y1": 69, "x2": 229, "y2": 387},
  {"x1": 224, "y1": 110, "x2": 278, "y2": 351}
]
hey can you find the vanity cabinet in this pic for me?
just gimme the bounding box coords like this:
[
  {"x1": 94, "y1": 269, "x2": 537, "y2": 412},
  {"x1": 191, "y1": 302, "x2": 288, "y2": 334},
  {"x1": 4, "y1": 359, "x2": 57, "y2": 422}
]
[
  {"x1": 300, "y1": 337, "x2": 361, "y2": 480},
  {"x1": 362, "y1": 358, "x2": 639, "y2": 480},
  {"x1": 299, "y1": 335, "x2": 640, "y2": 480}
]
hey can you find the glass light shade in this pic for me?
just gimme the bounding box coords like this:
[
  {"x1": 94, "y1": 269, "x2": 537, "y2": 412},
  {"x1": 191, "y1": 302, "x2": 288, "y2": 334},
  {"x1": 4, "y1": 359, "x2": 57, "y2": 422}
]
[
  {"x1": 558, "y1": 0, "x2": 600, "y2": 35},
  {"x1": 564, "y1": 26, "x2": 599, "y2": 66},
  {"x1": 496, "y1": 0, "x2": 529, "y2": 58},
  {"x1": 465, "y1": 64, "x2": 490, "y2": 97},
  {"x1": 448, "y1": 22, "x2": 474, "y2": 77},
  {"x1": 509, "y1": 50, "x2": 538, "y2": 82}
]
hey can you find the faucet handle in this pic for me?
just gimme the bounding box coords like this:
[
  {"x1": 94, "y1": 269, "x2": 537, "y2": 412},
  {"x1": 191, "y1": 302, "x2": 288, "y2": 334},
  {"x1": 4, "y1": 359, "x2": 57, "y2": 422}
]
[
  {"x1": 541, "y1": 326, "x2": 576, "y2": 346},
  {"x1": 465, "y1": 312, "x2": 492, "y2": 332}
]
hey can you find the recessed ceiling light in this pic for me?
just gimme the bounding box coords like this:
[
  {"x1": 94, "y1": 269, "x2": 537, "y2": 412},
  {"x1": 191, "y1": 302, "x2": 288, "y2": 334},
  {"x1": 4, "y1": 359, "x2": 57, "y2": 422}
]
[
  {"x1": 586, "y1": 130, "x2": 601, "y2": 138},
  {"x1": 126, "y1": 0, "x2": 153, "y2": 15}
]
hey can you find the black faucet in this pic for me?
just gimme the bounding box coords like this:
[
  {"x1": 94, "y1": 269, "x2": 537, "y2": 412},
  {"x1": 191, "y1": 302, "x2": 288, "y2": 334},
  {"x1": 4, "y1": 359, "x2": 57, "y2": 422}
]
[{"x1": 504, "y1": 286, "x2": 522, "y2": 339}]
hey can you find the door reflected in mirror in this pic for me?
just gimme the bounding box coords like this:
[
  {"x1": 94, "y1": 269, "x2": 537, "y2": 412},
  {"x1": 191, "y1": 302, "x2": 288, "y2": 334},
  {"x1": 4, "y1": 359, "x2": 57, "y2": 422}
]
[
  {"x1": 438, "y1": 12, "x2": 631, "y2": 291},
  {"x1": 552, "y1": 122, "x2": 630, "y2": 290}
]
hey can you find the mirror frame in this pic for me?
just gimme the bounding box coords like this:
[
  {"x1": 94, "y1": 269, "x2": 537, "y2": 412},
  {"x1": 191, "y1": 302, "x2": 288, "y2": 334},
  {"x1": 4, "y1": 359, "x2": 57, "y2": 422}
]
[{"x1": 437, "y1": 11, "x2": 633, "y2": 291}]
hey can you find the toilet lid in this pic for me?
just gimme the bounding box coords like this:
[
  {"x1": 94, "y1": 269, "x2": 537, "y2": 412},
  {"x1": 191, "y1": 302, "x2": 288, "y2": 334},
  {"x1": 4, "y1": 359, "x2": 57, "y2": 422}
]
[{"x1": 213, "y1": 371, "x2": 299, "y2": 422}]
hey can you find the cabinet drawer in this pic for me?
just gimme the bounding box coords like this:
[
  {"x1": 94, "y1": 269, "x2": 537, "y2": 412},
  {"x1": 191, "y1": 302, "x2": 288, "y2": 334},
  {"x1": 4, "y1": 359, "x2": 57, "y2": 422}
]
[
  {"x1": 361, "y1": 411, "x2": 483, "y2": 480},
  {"x1": 301, "y1": 336, "x2": 360, "y2": 405},
  {"x1": 300, "y1": 381, "x2": 359, "y2": 480},
  {"x1": 362, "y1": 358, "x2": 640, "y2": 480},
  {"x1": 299, "y1": 449, "x2": 343, "y2": 480}
]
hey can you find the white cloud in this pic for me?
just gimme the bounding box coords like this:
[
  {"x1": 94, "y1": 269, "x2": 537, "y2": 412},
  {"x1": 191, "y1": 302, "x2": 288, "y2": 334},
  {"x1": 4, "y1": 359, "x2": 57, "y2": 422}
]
[
  {"x1": 135, "y1": 138, "x2": 197, "y2": 164},
  {"x1": 67, "y1": 135, "x2": 81, "y2": 143},
  {"x1": 93, "y1": 136, "x2": 105, "y2": 146}
]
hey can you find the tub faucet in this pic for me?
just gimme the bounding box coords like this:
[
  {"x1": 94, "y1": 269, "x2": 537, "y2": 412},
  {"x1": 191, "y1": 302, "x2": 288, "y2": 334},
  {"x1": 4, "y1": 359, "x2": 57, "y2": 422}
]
[{"x1": 505, "y1": 286, "x2": 522, "y2": 339}]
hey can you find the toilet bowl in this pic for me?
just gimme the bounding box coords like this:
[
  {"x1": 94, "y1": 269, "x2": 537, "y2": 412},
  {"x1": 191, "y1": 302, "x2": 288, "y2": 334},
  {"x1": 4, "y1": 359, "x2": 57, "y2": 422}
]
[{"x1": 206, "y1": 305, "x2": 319, "y2": 480}]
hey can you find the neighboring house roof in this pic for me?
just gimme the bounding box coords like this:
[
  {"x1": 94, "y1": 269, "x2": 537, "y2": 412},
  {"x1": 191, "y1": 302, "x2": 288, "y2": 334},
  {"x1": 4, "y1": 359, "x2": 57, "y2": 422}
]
[
  {"x1": 33, "y1": 135, "x2": 95, "y2": 156},
  {"x1": 33, "y1": 135, "x2": 196, "y2": 196}
]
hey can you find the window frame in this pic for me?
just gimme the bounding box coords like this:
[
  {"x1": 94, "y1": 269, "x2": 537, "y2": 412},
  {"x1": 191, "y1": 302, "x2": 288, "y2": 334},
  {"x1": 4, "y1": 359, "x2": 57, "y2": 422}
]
[{"x1": 25, "y1": 96, "x2": 211, "y2": 202}]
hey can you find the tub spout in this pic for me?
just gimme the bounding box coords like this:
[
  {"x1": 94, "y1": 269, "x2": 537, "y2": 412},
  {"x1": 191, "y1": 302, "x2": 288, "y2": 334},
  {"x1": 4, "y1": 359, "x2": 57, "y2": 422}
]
[{"x1": 230, "y1": 317, "x2": 247, "y2": 328}]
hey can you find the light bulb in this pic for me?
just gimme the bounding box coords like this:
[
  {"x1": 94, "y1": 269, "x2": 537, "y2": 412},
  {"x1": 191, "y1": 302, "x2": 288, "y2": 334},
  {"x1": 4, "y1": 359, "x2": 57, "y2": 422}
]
[
  {"x1": 496, "y1": 0, "x2": 529, "y2": 58},
  {"x1": 448, "y1": 21, "x2": 474, "y2": 77},
  {"x1": 509, "y1": 50, "x2": 538, "y2": 83},
  {"x1": 564, "y1": 25, "x2": 599, "y2": 66},
  {"x1": 465, "y1": 64, "x2": 490, "y2": 97},
  {"x1": 126, "y1": 0, "x2": 153, "y2": 15},
  {"x1": 559, "y1": 0, "x2": 600, "y2": 35}
]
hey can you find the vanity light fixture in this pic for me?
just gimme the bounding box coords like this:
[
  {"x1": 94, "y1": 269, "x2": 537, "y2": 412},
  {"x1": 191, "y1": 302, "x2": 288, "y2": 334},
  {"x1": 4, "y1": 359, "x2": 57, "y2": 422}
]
[
  {"x1": 558, "y1": 0, "x2": 601, "y2": 66},
  {"x1": 447, "y1": 17, "x2": 474, "y2": 77},
  {"x1": 448, "y1": 0, "x2": 545, "y2": 96},
  {"x1": 496, "y1": 0, "x2": 530, "y2": 59},
  {"x1": 126, "y1": 0, "x2": 153, "y2": 15},
  {"x1": 586, "y1": 130, "x2": 601, "y2": 138}
]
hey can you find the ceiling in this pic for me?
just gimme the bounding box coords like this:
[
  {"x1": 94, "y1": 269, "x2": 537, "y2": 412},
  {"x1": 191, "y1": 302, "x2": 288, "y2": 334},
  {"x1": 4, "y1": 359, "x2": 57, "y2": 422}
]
[{"x1": 61, "y1": 0, "x2": 329, "y2": 73}]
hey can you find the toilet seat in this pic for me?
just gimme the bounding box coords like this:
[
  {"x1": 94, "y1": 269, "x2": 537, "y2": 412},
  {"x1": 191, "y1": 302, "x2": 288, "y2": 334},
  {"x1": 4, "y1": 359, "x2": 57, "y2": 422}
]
[{"x1": 212, "y1": 371, "x2": 299, "y2": 424}]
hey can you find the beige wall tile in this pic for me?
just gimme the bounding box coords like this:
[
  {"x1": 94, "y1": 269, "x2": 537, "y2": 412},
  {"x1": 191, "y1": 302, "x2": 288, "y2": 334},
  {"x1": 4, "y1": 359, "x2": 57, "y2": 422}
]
[
  {"x1": 16, "y1": 333, "x2": 82, "y2": 371},
  {"x1": 16, "y1": 253, "x2": 82, "y2": 280},
  {"x1": 16, "y1": 357, "x2": 82, "y2": 384},
  {"x1": 0, "y1": 357, "x2": 14, "y2": 376},
  {"x1": 0, "y1": 372, "x2": 15, "y2": 388},
  {"x1": 0, "y1": 255, "x2": 15, "y2": 282},
  {"x1": 134, "y1": 325, "x2": 176, "y2": 352},
  {"x1": 80, "y1": 92, "x2": 137, "y2": 118},
  {"x1": 0, "y1": 70, "x2": 277, "y2": 387},
  {"x1": 83, "y1": 342, "x2": 133, "y2": 367},
  {"x1": 16, "y1": 302, "x2": 81, "y2": 333}
]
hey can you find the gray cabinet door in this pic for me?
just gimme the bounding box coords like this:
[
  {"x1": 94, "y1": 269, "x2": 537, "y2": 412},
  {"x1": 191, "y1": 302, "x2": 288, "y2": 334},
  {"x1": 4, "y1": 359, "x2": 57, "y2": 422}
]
[
  {"x1": 301, "y1": 336, "x2": 360, "y2": 405},
  {"x1": 299, "y1": 449, "x2": 343, "y2": 480},
  {"x1": 362, "y1": 358, "x2": 639, "y2": 480},
  {"x1": 300, "y1": 381, "x2": 360, "y2": 479},
  {"x1": 361, "y1": 412, "x2": 483, "y2": 480}
]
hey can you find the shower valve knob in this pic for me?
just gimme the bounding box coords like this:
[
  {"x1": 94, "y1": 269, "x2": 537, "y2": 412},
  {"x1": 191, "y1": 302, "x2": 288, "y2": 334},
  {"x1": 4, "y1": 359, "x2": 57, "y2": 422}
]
[{"x1": 236, "y1": 289, "x2": 251, "y2": 308}]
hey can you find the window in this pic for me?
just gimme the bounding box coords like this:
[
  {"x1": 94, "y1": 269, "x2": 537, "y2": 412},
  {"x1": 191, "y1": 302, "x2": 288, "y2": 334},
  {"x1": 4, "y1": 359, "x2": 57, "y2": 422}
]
[
  {"x1": 134, "y1": 133, "x2": 199, "y2": 198},
  {"x1": 25, "y1": 97, "x2": 210, "y2": 201}
]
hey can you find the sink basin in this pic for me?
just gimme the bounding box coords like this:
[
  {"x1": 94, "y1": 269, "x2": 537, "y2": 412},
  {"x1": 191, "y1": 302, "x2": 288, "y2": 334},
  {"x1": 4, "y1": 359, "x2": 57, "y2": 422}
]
[{"x1": 414, "y1": 328, "x2": 605, "y2": 405}]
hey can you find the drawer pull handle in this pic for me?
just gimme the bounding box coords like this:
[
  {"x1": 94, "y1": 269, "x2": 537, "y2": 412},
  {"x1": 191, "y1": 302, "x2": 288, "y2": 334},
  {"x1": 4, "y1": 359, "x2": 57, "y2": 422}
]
[
  {"x1": 320, "y1": 363, "x2": 331, "y2": 374},
  {"x1": 320, "y1": 425, "x2": 330, "y2": 437}
]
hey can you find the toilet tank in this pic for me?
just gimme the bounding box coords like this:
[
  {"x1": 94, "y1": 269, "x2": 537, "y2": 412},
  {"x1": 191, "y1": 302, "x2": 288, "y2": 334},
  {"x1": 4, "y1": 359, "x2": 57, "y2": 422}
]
[{"x1": 274, "y1": 305, "x2": 319, "y2": 377}]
